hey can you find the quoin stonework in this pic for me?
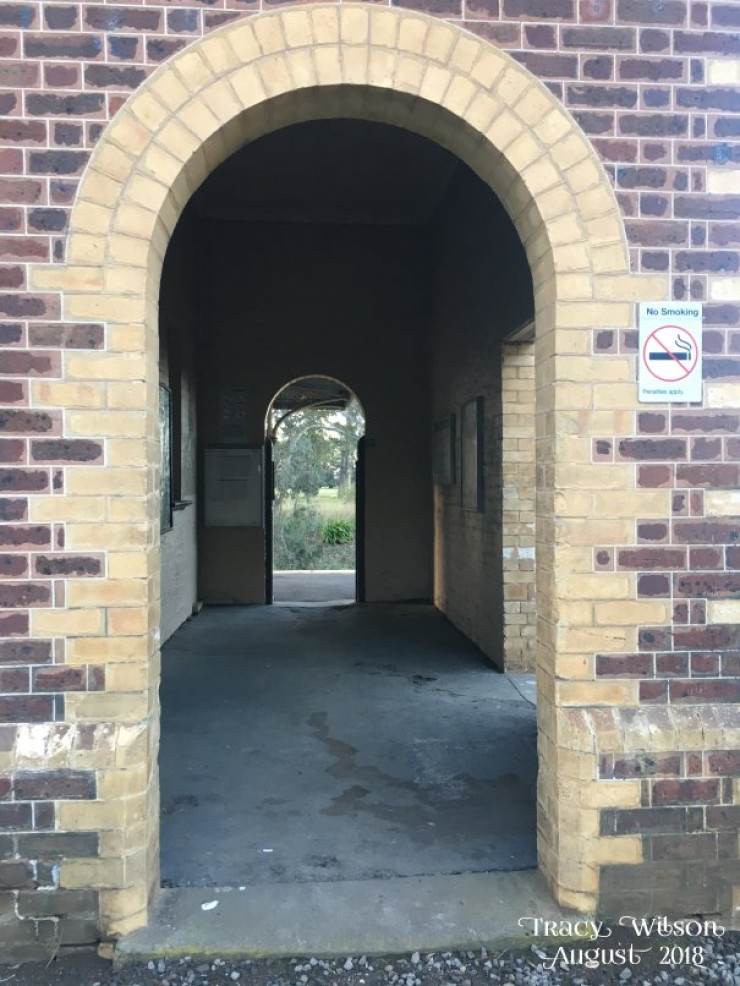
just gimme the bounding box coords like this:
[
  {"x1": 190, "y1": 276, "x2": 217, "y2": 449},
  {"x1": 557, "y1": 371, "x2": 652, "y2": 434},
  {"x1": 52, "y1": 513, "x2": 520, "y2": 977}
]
[{"x1": 0, "y1": 0, "x2": 739, "y2": 961}]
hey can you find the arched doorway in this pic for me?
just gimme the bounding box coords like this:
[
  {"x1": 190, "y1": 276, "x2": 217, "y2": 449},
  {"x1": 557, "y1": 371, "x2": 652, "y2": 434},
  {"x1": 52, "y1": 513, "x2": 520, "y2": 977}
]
[
  {"x1": 155, "y1": 117, "x2": 539, "y2": 891},
  {"x1": 28, "y1": 4, "x2": 657, "y2": 934},
  {"x1": 266, "y1": 376, "x2": 366, "y2": 606}
]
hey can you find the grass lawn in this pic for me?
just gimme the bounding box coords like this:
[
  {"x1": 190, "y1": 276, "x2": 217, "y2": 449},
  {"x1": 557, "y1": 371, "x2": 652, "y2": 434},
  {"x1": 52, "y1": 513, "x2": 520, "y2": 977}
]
[{"x1": 314, "y1": 487, "x2": 355, "y2": 520}]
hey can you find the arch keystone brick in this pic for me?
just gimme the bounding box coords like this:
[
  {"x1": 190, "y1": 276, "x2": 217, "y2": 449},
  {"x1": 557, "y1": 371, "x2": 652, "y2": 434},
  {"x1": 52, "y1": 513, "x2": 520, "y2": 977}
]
[
  {"x1": 340, "y1": 6, "x2": 370, "y2": 44},
  {"x1": 282, "y1": 10, "x2": 313, "y2": 49},
  {"x1": 368, "y1": 8, "x2": 396, "y2": 48},
  {"x1": 398, "y1": 16, "x2": 428, "y2": 56}
]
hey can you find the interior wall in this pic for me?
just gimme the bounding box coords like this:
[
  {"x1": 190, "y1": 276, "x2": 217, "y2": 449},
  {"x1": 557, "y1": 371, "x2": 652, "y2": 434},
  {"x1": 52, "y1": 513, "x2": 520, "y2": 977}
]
[
  {"x1": 430, "y1": 168, "x2": 533, "y2": 668},
  {"x1": 197, "y1": 220, "x2": 432, "y2": 604},
  {"x1": 159, "y1": 213, "x2": 199, "y2": 642}
]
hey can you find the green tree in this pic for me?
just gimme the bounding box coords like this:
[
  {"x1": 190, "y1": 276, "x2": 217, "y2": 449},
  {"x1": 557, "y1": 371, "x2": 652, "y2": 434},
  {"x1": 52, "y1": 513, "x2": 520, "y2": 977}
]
[
  {"x1": 273, "y1": 413, "x2": 334, "y2": 505},
  {"x1": 272, "y1": 401, "x2": 365, "y2": 503},
  {"x1": 327, "y1": 400, "x2": 364, "y2": 496},
  {"x1": 271, "y1": 400, "x2": 365, "y2": 570}
]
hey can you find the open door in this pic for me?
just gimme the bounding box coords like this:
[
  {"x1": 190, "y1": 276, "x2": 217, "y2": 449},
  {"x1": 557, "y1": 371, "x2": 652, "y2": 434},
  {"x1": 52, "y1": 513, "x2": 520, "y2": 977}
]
[
  {"x1": 266, "y1": 377, "x2": 365, "y2": 604},
  {"x1": 264, "y1": 435, "x2": 274, "y2": 604},
  {"x1": 356, "y1": 435, "x2": 366, "y2": 604}
]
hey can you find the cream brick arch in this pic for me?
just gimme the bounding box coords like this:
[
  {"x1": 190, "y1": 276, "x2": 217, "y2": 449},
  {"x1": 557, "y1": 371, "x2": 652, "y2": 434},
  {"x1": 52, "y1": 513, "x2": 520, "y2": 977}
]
[
  {"x1": 27, "y1": 3, "x2": 671, "y2": 935},
  {"x1": 45, "y1": 4, "x2": 633, "y2": 303}
]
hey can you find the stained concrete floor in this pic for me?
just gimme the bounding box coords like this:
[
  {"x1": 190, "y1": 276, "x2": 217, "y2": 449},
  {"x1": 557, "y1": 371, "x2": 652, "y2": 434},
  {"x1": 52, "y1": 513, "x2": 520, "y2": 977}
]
[{"x1": 159, "y1": 603, "x2": 537, "y2": 889}]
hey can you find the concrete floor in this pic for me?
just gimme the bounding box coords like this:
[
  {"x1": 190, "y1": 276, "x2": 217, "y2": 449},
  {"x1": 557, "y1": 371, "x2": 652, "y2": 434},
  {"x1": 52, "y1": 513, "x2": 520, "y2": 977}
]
[
  {"x1": 159, "y1": 604, "x2": 537, "y2": 889},
  {"x1": 273, "y1": 570, "x2": 356, "y2": 604},
  {"x1": 119, "y1": 871, "x2": 567, "y2": 960}
]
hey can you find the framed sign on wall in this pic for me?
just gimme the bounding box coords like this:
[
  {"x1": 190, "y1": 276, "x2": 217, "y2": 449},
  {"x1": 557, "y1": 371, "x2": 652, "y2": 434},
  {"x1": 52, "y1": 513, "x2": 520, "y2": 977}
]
[
  {"x1": 204, "y1": 446, "x2": 263, "y2": 527},
  {"x1": 461, "y1": 397, "x2": 484, "y2": 512},
  {"x1": 218, "y1": 388, "x2": 248, "y2": 444}
]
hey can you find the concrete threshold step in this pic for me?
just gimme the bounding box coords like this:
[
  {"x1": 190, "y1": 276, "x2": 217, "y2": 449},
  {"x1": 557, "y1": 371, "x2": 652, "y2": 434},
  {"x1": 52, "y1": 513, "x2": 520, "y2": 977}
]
[{"x1": 116, "y1": 870, "x2": 571, "y2": 963}]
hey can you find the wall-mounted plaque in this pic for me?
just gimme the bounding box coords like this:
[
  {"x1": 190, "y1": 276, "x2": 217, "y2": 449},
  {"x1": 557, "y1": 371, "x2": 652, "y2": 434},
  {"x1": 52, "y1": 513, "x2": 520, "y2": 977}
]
[
  {"x1": 433, "y1": 414, "x2": 455, "y2": 486},
  {"x1": 218, "y1": 389, "x2": 248, "y2": 444},
  {"x1": 461, "y1": 397, "x2": 484, "y2": 512},
  {"x1": 204, "y1": 446, "x2": 263, "y2": 527}
]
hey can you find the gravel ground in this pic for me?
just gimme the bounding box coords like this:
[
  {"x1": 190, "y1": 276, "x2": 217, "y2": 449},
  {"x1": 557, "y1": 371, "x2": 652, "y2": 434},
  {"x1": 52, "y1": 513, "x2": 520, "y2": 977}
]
[{"x1": 3, "y1": 932, "x2": 740, "y2": 986}]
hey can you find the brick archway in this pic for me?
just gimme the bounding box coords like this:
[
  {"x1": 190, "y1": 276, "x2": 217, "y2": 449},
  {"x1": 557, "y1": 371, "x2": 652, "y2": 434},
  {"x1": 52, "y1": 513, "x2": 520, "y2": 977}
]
[{"x1": 28, "y1": 4, "x2": 669, "y2": 936}]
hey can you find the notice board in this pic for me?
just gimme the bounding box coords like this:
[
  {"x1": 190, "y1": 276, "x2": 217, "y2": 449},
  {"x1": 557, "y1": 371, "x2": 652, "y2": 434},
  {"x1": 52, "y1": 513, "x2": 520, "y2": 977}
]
[{"x1": 204, "y1": 446, "x2": 263, "y2": 528}]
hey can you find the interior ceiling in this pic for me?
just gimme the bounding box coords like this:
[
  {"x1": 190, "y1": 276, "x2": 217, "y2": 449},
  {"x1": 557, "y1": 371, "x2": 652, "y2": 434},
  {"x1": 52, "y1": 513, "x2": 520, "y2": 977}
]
[
  {"x1": 191, "y1": 119, "x2": 461, "y2": 226},
  {"x1": 272, "y1": 377, "x2": 353, "y2": 411}
]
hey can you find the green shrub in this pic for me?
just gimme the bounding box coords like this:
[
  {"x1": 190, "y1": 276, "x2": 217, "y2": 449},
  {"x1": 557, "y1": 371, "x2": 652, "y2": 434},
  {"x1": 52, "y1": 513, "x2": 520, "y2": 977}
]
[
  {"x1": 273, "y1": 504, "x2": 325, "y2": 569},
  {"x1": 321, "y1": 543, "x2": 355, "y2": 569},
  {"x1": 323, "y1": 517, "x2": 354, "y2": 545}
]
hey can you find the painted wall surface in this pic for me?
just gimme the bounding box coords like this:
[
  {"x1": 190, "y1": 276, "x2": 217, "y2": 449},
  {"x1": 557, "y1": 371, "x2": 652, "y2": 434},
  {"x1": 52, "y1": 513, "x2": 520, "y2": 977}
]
[
  {"x1": 430, "y1": 168, "x2": 533, "y2": 667},
  {"x1": 196, "y1": 220, "x2": 433, "y2": 604},
  {"x1": 159, "y1": 218, "x2": 198, "y2": 641},
  {"x1": 160, "y1": 506, "x2": 197, "y2": 641}
]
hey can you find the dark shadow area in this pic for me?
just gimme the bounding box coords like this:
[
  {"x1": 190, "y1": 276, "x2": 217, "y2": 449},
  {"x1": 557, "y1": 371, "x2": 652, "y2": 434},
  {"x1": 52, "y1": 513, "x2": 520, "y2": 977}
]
[{"x1": 159, "y1": 604, "x2": 537, "y2": 888}]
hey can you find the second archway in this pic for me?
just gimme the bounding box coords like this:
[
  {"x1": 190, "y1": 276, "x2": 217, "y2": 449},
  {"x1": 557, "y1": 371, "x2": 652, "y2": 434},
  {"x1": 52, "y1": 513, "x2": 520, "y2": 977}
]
[{"x1": 266, "y1": 376, "x2": 366, "y2": 606}]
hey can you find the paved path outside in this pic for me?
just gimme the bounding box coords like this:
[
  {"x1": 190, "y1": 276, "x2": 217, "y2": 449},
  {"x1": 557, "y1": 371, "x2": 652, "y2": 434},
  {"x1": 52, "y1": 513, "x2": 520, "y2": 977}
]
[
  {"x1": 273, "y1": 570, "x2": 356, "y2": 604},
  {"x1": 160, "y1": 604, "x2": 537, "y2": 889}
]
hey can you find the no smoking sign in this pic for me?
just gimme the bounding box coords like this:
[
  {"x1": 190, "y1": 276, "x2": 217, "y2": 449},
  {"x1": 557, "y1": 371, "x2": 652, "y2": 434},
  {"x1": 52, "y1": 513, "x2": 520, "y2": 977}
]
[{"x1": 638, "y1": 303, "x2": 703, "y2": 403}]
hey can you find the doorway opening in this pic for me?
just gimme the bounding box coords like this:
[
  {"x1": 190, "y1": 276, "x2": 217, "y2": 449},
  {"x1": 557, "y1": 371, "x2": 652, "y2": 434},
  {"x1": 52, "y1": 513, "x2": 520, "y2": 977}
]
[
  {"x1": 157, "y1": 115, "x2": 538, "y2": 891},
  {"x1": 265, "y1": 376, "x2": 366, "y2": 606}
]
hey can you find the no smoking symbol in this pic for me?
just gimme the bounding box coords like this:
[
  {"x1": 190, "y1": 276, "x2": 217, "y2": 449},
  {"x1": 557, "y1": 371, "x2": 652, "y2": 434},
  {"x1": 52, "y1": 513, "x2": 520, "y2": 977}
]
[{"x1": 642, "y1": 324, "x2": 699, "y2": 383}]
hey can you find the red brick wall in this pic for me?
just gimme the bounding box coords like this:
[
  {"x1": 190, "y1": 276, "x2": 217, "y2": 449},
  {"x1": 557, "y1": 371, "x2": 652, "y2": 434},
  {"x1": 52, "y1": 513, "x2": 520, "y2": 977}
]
[{"x1": 0, "y1": 0, "x2": 738, "y2": 284}]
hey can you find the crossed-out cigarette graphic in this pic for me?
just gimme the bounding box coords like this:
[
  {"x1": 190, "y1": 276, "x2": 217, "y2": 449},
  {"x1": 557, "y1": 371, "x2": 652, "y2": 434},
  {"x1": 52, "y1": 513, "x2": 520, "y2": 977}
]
[{"x1": 648, "y1": 332, "x2": 693, "y2": 361}]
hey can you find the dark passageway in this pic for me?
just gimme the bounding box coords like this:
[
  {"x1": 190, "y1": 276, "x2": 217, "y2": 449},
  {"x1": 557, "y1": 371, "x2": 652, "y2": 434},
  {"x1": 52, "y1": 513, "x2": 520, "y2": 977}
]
[
  {"x1": 158, "y1": 117, "x2": 538, "y2": 893},
  {"x1": 159, "y1": 605, "x2": 537, "y2": 888}
]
